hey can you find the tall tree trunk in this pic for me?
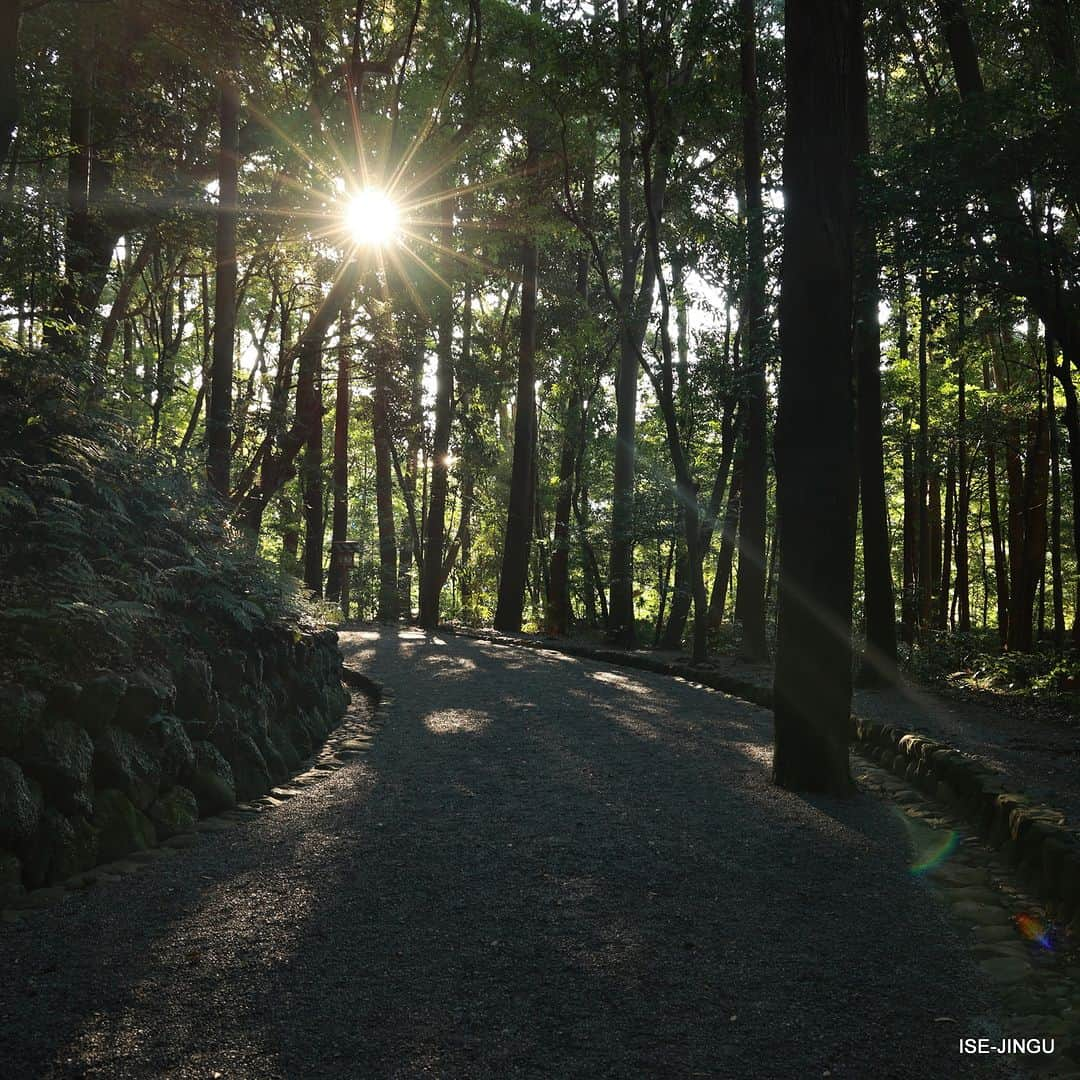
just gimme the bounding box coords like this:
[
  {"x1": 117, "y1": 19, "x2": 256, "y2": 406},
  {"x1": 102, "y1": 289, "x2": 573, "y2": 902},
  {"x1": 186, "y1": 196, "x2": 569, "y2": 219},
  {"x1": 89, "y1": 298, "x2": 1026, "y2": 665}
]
[
  {"x1": 929, "y1": 465, "x2": 943, "y2": 617},
  {"x1": 1001, "y1": 325, "x2": 1050, "y2": 652},
  {"x1": 1048, "y1": 335, "x2": 1066, "y2": 648},
  {"x1": 733, "y1": 0, "x2": 769, "y2": 660},
  {"x1": 916, "y1": 268, "x2": 932, "y2": 632},
  {"x1": 548, "y1": 381, "x2": 582, "y2": 636},
  {"x1": 772, "y1": 0, "x2": 860, "y2": 796},
  {"x1": 607, "y1": 0, "x2": 640, "y2": 648},
  {"x1": 709, "y1": 452, "x2": 742, "y2": 627},
  {"x1": 548, "y1": 151, "x2": 594, "y2": 636},
  {"x1": 984, "y1": 352, "x2": 1009, "y2": 644},
  {"x1": 325, "y1": 305, "x2": 352, "y2": 605},
  {"x1": 207, "y1": 65, "x2": 239, "y2": 497},
  {"x1": 939, "y1": 449, "x2": 955, "y2": 629},
  {"x1": 853, "y1": 26, "x2": 896, "y2": 681},
  {"x1": 1047, "y1": 352, "x2": 1080, "y2": 646},
  {"x1": 420, "y1": 196, "x2": 457, "y2": 630},
  {"x1": 899, "y1": 266, "x2": 918, "y2": 644},
  {"x1": 396, "y1": 321, "x2": 423, "y2": 615},
  {"x1": 280, "y1": 492, "x2": 300, "y2": 576},
  {"x1": 373, "y1": 326, "x2": 399, "y2": 622},
  {"x1": 493, "y1": 240, "x2": 539, "y2": 630},
  {"x1": 300, "y1": 343, "x2": 325, "y2": 597},
  {"x1": 296, "y1": 298, "x2": 326, "y2": 595},
  {"x1": 956, "y1": 295, "x2": 971, "y2": 632}
]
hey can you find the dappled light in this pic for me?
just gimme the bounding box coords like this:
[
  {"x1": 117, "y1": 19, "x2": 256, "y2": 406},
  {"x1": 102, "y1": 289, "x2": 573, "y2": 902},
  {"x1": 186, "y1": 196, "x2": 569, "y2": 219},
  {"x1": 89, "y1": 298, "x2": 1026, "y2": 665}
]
[{"x1": 423, "y1": 707, "x2": 490, "y2": 734}]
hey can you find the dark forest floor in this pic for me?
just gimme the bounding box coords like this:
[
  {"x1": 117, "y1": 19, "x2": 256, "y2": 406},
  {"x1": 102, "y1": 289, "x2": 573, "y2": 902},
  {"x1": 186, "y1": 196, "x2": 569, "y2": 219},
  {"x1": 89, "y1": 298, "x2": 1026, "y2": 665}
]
[{"x1": 0, "y1": 628, "x2": 1016, "y2": 1078}]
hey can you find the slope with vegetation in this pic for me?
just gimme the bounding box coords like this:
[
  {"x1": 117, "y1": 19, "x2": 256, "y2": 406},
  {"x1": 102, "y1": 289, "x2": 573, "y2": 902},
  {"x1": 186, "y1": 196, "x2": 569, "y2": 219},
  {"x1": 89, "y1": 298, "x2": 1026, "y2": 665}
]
[{"x1": 0, "y1": 352, "x2": 348, "y2": 902}]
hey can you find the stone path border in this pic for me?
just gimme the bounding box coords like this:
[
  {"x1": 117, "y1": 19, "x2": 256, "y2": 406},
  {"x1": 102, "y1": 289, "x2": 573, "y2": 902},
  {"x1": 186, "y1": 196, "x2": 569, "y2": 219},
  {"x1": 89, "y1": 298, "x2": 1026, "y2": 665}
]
[{"x1": 1, "y1": 674, "x2": 383, "y2": 924}]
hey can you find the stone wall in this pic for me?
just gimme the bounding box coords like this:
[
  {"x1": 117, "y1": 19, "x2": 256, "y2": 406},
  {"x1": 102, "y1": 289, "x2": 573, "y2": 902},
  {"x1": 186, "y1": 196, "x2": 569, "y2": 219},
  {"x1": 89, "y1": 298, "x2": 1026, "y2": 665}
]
[{"x1": 0, "y1": 629, "x2": 349, "y2": 903}]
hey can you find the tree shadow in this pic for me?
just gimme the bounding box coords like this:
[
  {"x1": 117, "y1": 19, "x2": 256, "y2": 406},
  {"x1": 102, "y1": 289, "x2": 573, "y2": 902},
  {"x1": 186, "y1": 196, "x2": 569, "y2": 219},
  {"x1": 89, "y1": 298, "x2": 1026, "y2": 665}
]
[{"x1": 1, "y1": 627, "x2": 1007, "y2": 1079}]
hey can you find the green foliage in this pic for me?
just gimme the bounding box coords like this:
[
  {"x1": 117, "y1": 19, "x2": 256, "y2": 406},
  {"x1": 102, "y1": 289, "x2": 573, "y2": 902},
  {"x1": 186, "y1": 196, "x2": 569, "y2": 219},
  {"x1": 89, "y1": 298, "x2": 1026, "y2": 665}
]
[{"x1": 0, "y1": 348, "x2": 329, "y2": 690}]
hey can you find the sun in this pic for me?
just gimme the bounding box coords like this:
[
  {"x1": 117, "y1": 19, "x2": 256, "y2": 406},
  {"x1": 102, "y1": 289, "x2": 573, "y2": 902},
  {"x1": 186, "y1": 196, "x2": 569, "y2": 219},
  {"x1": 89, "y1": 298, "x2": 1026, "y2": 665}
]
[{"x1": 345, "y1": 188, "x2": 400, "y2": 246}]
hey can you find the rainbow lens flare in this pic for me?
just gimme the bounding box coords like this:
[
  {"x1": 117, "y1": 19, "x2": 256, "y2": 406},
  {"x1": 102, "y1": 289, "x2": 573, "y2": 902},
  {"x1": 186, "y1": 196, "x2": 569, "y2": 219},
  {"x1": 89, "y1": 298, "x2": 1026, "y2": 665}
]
[
  {"x1": 909, "y1": 828, "x2": 960, "y2": 875},
  {"x1": 1014, "y1": 913, "x2": 1055, "y2": 950}
]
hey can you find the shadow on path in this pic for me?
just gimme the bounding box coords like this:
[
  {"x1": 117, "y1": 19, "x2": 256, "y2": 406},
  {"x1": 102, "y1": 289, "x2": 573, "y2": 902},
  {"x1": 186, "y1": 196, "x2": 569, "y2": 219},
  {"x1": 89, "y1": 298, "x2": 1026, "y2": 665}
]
[{"x1": 0, "y1": 628, "x2": 1008, "y2": 1079}]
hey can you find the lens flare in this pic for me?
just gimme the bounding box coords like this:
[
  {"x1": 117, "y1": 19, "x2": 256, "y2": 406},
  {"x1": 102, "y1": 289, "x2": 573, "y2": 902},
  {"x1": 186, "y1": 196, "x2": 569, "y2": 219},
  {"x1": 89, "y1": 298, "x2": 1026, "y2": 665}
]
[
  {"x1": 1014, "y1": 912, "x2": 1055, "y2": 950},
  {"x1": 909, "y1": 827, "x2": 960, "y2": 875}
]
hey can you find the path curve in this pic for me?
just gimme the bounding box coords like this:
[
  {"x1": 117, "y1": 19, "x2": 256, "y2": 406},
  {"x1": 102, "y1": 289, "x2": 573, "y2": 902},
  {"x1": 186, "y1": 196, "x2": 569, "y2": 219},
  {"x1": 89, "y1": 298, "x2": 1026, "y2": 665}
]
[{"x1": 0, "y1": 628, "x2": 1009, "y2": 1078}]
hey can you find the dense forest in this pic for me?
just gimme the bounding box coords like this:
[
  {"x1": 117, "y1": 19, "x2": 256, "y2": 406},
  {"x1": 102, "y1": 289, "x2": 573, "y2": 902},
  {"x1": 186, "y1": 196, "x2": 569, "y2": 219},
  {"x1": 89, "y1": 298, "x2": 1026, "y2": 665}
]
[{"x1": 1, "y1": 0, "x2": 1077, "y2": 794}]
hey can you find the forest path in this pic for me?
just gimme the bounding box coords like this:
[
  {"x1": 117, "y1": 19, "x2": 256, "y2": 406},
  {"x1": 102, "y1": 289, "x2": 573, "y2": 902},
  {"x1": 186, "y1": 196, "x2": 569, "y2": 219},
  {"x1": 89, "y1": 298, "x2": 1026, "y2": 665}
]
[{"x1": 0, "y1": 628, "x2": 1010, "y2": 1079}]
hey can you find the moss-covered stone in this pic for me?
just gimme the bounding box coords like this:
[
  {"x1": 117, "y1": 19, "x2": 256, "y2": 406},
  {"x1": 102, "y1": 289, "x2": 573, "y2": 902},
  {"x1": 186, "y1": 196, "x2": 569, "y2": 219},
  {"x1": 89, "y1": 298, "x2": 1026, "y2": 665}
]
[
  {"x1": 175, "y1": 654, "x2": 217, "y2": 736},
  {"x1": 79, "y1": 673, "x2": 128, "y2": 735},
  {"x1": 148, "y1": 785, "x2": 198, "y2": 839},
  {"x1": 117, "y1": 670, "x2": 175, "y2": 732},
  {"x1": 257, "y1": 735, "x2": 290, "y2": 785},
  {"x1": 0, "y1": 756, "x2": 41, "y2": 846},
  {"x1": 0, "y1": 685, "x2": 44, "y2": 758},
  {"x1": 21, "y1": 807, "x2": 98, "y2": 887},
  {"x1": 20, "y1": 715, "x2": 94, "y2": 815},
  {"x1": 222, "y1": 733, "x2": 271, "y2": 801},
  {"x1": 145, "y1": 714, "x2": 195, "y2": 784},
  {"x1": 93, "y1": 725, "x2": 161, "y2": 810},
  {"x1": 93, "y1": 788, "x2": 156, "y2": 861},
  {"x1": 189, "y1": 740, "x2": 236, "y2": 815}
]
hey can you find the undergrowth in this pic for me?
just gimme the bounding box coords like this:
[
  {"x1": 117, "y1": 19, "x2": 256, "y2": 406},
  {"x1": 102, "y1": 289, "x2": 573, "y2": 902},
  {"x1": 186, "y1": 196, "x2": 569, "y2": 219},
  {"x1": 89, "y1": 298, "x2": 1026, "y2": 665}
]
[{"x1": 0, "y1": 348, "x2": 332, "y2": 690}]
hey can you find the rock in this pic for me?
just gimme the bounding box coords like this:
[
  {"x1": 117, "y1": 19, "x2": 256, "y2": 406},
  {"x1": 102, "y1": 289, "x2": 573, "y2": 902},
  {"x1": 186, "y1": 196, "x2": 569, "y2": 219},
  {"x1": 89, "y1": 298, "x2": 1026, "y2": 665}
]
[
  {"x1": 223, "y1": 733, "x2": 271, "y2": 801},
  {"x1": 93, "y1": 788, "x2": 156, "y2": 861},
  {"x1": 0, "y1": 850, "x2": 24, "y2": 906},
  {"x1": 145, "y1": 714, "x2": 195, "y2": 783},
  {"x1": 257, "y1": 735, "x2": 290, "y2": 784},
  {"x1": 116, "y1": 670, "x2": 175, "y2": 732},
  {"x1": 0, "y1": 757, "x2": 41, "y2": 846},
  {"x1": 272, "y1": 734, "x2": 302, "y2": 773},
  {"x1": 188, "y1": 741, "x2": 236, "y2": 815},
  {"x1": 21, "y1": 808, "x2": 98, "y2": 886},
  {"x1": 20, "y1": 715, "x2": 94, "y2": 814},
  {"x1": 174, "y1": 654, "x2": 216, "y2": 734},
  {"x1": 147, "y1": 786, "x2": 198, "y2": 839},
  {"x1": 281, "y1": 711, "x2": 314, "y2": 757},
  {"x1": 92, "y1": 725, "x2": 161, "y2": 810},
  {"x1": 79, "y1": 673, "x2": 128, "y2": 735},
  {"x1": 63, "y1": 815, "x2": 99, "y2": 879},
  {"x1": 0, "y1": 686, "x2": 45, "y2": 758},
  {"x1": 46, "y1": 681, "x2": 82, "y2": 718},
  {"x1": 211, "y1": 649, "x2": 247, "y2": 698}
]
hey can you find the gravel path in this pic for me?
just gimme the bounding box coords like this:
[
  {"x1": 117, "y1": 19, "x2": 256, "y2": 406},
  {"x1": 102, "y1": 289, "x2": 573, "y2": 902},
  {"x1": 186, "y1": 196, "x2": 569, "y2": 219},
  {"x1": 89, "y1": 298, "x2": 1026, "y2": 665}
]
[{"x1": 0, "y1": 627, "x2": 1013, "y2": 1079}]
